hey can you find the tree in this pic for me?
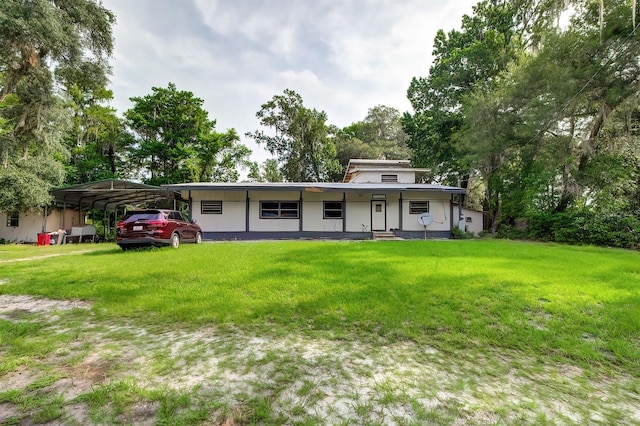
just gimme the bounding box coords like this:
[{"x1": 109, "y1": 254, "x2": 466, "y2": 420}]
[
  {"x1": 245, "y1": 158, "x2": 284, "y2": 182},
  {"x1": 330, "y1": 106, "x2": 410, "y2": 181},
  {"x1": 246, "y1": 89, "x2": 341, "y2": 182},
  {"x1": 63, "y1": 85, "x2": 131, "y2": 184},
  {"x1": 0, "y1": 0, "x2": 115, "y2": 211},
  {"x1": 359, "y1": 105, "x2": 411, "y2": 160},
  {"x1": 403, "y1": 0, "x2": 523, "y2": 189},
  {"x1": 124, "y1": 83, "x2": 250, "y2": 185}
]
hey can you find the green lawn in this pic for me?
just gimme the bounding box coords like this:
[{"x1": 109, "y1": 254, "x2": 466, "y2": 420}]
[
  {"x1": 1, "y1": 239, "x2": 638, "y2": 374},
  {"x1": 1, "y1": 240, "x2": 639, "y2": 424}
]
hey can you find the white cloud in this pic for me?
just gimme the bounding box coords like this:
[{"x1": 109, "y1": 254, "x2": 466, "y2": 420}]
[{"x1": 102, "y1": 0, "x2": 478, "y2": 165}]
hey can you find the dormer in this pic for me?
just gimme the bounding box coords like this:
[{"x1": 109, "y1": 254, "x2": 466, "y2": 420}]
[{"x1": 342, "y1": 159, "x2": 428, "y2": 184}]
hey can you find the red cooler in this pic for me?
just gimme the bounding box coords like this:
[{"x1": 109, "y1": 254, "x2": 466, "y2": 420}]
[{"x1": 37, "y1": 233, "x2": 50, "y2": 246}]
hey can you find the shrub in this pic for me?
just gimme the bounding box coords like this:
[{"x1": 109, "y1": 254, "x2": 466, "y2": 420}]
[{"x1": 511, "y1": 209, "x2": 640, "y2": 250}]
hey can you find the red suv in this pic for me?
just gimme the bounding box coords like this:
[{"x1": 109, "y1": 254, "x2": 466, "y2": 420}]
[{"x1": 116, "y1": 209, "x2": 202, "y2": 250}]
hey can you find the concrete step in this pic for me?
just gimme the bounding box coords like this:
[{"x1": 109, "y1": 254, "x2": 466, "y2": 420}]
[{"x1": 372, "y1": 231, "x2": 403, "y2": 240}]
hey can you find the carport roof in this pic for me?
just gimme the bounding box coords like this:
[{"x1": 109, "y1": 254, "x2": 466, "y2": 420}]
[{"x1": 50, "y1": 179, "x2": 180, "y2": 212}]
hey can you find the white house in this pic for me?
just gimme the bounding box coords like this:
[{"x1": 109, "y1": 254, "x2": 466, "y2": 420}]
[{"x1": 163, "y1": 159, "x2": 471, "y2": 240}]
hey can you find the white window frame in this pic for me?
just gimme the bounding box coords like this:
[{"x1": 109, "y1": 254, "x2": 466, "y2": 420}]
[
  {"x1": 409, "y1": 201, "x2": 430, "y2": 214},
  {"x1": 381, "y1": 174, "x2": 398, "y2": 183},
  {"x1": 260, "y1": 201, "x2": 300, "y2": 219},
  {"x1": 201, "y1": 200, "x2": 223, "y2": 214},
  {"x1": 6, "y1": 211, "x2": 19, "y2": 227}
]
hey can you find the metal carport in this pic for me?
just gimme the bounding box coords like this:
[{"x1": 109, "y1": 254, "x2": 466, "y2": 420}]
[{"x1": 50, "y1": 179, "x2": 183, "y2": 230}]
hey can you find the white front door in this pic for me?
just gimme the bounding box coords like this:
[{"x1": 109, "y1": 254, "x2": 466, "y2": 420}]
[{"x1": 371, "y1": 200, "x2": 386, "y2": 231}]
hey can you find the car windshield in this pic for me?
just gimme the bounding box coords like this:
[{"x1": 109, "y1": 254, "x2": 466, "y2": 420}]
[{"x1": 122, "y1": 212, "x2": 162, "y2": 222}]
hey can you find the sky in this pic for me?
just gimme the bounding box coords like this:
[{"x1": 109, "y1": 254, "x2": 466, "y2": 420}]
[{"x1": 101, "y1": 0, "x2": 478, "y2": 164}]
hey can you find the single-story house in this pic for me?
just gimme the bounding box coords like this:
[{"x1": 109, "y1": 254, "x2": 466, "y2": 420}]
[
  {"x1": 163, "y1": 159, "x2": 478, "y2": 240},
  {"x1": 2, "y1": 161, "x2": 486, "y2": 243}
]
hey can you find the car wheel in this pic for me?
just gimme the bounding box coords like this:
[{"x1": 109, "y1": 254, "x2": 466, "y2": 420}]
[
  {"x1": 195, "y1": 232, "x2": 202, "y2": 244},
  {"x1": 170, "y1": 233, "x2": 180, "y2": 248}
]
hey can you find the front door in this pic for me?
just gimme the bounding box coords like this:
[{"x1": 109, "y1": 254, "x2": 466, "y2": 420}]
[{"x1": 371, "y1": 200, "x2": 386, "y2": 231}]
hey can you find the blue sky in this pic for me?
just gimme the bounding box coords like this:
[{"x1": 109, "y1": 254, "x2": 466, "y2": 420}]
[{"x1": 101, "y1": 0, "x2": 478, "y2": 163}]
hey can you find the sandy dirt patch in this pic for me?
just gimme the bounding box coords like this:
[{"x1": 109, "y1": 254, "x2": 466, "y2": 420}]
[{"x1": 0, "y1": 295, "x2": 638, "y2": 425}]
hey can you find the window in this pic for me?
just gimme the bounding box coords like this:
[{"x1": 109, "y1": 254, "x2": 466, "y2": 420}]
[
  {"x1": 168, "y1": 211, "x2": 185, "y2": 221},
  {"x1": 409, "y1": 201, "x2": 430, "y2": 214},
  {"x1": 260, "y1": 201, "x2": 299, "y2": 219},
  {"x1": 201, "y1": 200, "x2": 223, "y2": 214},
  {"x1": 6, "y1": 211, "x2": 19, "y2": 227},
  {"x1": 381, "y1": 174, "x2": 398, "y2": 183},
  {"x1": 323, "y1": 201, "x2": 343, "y2": 219}
]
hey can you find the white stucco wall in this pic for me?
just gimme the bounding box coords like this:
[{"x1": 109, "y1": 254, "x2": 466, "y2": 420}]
[
  {"x1": 185, "y1": 189, "x2": 456, "y2": 235},
  {"x1": 350, "y1": 171, "x2": 415, "y2": 184},
  {"x1": 189, "y1": 190, "x2": 246, "y2": 232},
  {"x1": 0, "y1": 209, "x2": 77, "y2": 243},
  {"x1": 402, "y1": 194, "x2": 451, "y2": 232},
  {"x1": 300, "y1": 192, "x2": 344, "y2": 232},
  {"x1": 461, "y1": 207, "x2": 485, "y2": 235}
]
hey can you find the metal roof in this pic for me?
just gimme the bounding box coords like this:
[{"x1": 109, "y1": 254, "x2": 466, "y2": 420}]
[
  {"x1": 163, "y1": 182, "x2": 466, "y2": 194},
  {"x1": 50, "y1": 179, "x2": 181, "y2": 212}
]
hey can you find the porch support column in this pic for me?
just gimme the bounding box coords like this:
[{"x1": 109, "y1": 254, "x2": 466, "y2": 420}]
[
  {"x1": 399, "y1": 192, "x2": 403, "y2": 231},
  {"x1": 458, "y1": 194, "x2": 463, "y2": 230},
  {"x1": 342, "y1": 192, "x2": 346, "y2": 233},
  {"x1": 450, "y1": 194, "x2": 454, "y2": 236},
  {"x1": 299, "y1": 191, "x2": 303, "y2": 232},
  {"x1": 245, "y1": 191, "x2": 250, "y2": 232}
]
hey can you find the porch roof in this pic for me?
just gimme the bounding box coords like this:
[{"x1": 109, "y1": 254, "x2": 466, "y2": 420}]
[{"x1": 162, "y1": 182, "x2": 466, "y2": 194}]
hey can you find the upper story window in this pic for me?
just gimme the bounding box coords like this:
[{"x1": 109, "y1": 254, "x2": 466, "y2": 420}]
[
  {"x1": 409, "y1": 201, "x2": 430, "y2": 214},
  {"x1": 260, "y1": 201, "x2": 299, "y2": 219},
  {"x1": 6, "y1": 211, "x2": 19, "y2": 227},
  {"x1": 201, "y1": 200, "x2": 223, "y2": 214},
  {"x1": 381, "y1": 174, "x2": 398, "y2": 183}
]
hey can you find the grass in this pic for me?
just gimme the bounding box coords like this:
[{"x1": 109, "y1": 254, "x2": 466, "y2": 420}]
[
  {"x1": 0, "y1": 239, "x2": 639, "y2": 424},
  {"x1": 1, "y1": 240, "x2": 638, "y2": 371}
]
